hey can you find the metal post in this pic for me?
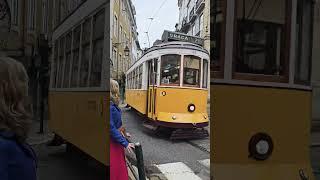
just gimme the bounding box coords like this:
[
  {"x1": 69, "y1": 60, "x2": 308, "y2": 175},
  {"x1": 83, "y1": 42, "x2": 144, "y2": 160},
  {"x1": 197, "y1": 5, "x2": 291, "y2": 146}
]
[
  {"x1": 134, "y1": 142, "x2": 146, "y2": 180},
  {"x1": 38, "y1": 70, "x2": 44, "y2": 134}
]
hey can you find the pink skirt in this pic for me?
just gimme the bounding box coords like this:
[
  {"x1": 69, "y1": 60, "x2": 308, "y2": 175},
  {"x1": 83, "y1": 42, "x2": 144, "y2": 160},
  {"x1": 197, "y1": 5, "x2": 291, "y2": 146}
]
[{"x1": 110, "y1": 139, "x2": 129, "y2": 180}]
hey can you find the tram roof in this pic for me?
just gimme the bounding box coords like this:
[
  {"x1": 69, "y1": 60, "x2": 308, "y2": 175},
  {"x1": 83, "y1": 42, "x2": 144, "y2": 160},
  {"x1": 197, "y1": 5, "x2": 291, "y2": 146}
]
[{"x1": 127, "y1": 41, "x2": 209, "y2": 71}]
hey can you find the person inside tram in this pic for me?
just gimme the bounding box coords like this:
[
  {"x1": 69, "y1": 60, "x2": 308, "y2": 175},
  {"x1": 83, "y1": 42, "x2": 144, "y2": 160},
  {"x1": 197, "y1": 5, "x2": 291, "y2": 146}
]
[
  {"x1": 110, "y1": 79, "x2": 135, "y2": 180},
  {"x1": 0, "y1": 57, "x2": 37, "y2": 180}
]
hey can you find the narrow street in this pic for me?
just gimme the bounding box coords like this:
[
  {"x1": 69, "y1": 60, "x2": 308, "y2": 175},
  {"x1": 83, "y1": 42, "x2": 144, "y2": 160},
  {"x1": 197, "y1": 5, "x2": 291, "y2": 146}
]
[
  {"x1": 122, "y1": 106, "x2": 210, "y2": 179},
  {"x1": 33, "y1": 144, "x2": 107, "y2": 180}
]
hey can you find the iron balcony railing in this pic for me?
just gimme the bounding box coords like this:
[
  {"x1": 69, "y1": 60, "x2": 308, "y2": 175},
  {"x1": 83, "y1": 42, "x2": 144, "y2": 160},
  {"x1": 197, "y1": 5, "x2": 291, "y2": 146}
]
[
  {"x1": 189, "y1": 7, "x2": 196, "y2": 22},
  {"x1": 195, "y1": 0, "x2": 205, "y2": 13}
]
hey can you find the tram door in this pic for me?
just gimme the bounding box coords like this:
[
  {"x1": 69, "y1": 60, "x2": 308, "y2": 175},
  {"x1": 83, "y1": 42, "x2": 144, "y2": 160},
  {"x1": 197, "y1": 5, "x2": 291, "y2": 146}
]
[{"x1": 147, "y1": 59, "x2": 157, "y2": 119}]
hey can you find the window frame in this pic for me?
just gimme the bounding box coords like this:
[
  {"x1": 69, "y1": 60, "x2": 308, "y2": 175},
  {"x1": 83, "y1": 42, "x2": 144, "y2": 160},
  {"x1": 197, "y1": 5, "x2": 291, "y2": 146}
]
[
  {"x1": 202, "y1": 59, "x2": 209, "y2": 89},
  {"x1": 182, "y1": 55, "x2": 202, "y2": 88},
  {"x1": 232, "y1": 0, "x2": 292, "y2": 83},
  {"x1": 212, "y1": 0, "x2": 226, "y2": 79},
  {"x1": 160, "y1": 54, "x2": 182, "y2": 87}
]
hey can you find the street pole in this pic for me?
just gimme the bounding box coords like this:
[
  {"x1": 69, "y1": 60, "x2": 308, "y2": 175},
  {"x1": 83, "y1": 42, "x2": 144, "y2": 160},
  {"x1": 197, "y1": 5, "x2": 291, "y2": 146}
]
[
  {"x1": 135, "y1": 143, "x2": 146, "y2": 180},
  {"x1": 38, "y1": 35, "x2": 49, "y2": 134}
]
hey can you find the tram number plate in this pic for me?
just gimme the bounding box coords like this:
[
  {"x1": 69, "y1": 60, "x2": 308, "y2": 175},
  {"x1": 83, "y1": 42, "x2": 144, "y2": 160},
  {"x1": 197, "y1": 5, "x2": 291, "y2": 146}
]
[{"x1": 87, "y1": 100, "x2": 97, "y2": 111}]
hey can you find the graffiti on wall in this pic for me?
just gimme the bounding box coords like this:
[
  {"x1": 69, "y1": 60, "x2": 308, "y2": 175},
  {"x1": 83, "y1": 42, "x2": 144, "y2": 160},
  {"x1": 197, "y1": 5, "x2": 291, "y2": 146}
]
[{"x1": 0, "y1": 0, "x2": 10, "y2": 50}]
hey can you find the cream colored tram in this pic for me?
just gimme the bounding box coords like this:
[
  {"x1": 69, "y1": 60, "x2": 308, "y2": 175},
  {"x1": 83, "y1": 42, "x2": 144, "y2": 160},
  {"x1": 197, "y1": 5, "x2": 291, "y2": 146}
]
[
  {"x1": 211, "y1": 0, "x2": 317, "y2": 179},
  {"x1": 125, "y1": 31, "x2": 210, "y2": 139}
]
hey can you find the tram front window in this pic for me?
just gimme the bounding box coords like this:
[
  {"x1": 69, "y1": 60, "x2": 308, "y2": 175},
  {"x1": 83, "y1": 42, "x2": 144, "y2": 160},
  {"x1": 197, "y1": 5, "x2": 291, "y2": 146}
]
[
  {"x1": 235, "y1": 0, "x2": 287, "y2": 77},
  {"x1": 203, "y1": 59, "x2": 208, "y2": 88},
  {"x1": 160, "y1": 54, "x2": 181, "y2": 86},
  {"x1": 183, "y1": 55, "x2": 201, "y2": 87}
]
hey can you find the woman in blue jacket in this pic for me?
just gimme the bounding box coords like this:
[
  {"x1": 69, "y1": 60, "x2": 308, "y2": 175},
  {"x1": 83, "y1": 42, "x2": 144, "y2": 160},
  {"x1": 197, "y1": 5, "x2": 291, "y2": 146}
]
[
  {"x1": 0, "y1": 57, "x2": 37, "y2": 180},
  {"x1": 110, "y1": 79, "x2": 134, "y2": 180}
]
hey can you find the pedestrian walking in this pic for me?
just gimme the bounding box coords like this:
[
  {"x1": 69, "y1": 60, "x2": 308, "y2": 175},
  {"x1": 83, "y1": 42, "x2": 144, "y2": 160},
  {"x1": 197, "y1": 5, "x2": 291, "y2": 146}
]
[
  {"x1": 110, "y1": 79, "x2": 134, "y2": 180},
  {"x1": 0, "y1": 57, "x2": 37, "y2": 180}
]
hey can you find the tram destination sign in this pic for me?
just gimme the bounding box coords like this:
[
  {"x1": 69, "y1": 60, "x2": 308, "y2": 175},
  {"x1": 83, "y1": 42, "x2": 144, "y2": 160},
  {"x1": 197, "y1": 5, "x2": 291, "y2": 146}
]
[{"x1": 162, "y1": 30, "x2": 204, "y2": 46}]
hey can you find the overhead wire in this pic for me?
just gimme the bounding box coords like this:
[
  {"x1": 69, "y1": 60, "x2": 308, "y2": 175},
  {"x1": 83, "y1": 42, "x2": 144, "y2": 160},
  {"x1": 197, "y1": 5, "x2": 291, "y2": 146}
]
[
  {"x1": 143, "y1": 0, "x2": 168, "y2": 47},
  {"x1": 146, "y1": 0, "x2": 168, "y2": 32}
]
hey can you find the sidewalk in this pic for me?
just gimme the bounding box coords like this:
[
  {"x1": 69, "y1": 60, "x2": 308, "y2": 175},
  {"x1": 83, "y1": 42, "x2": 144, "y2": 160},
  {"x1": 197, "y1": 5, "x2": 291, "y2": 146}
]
[{"x1": 27, "y1": 120, "x2": 54, "y2": 146}]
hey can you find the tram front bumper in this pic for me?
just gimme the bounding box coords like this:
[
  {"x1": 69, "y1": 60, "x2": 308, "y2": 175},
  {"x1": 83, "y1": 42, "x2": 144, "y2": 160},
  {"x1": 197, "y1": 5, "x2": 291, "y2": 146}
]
[{"x1": 156, "y1": 112, "x2": 209, "y2": 128}]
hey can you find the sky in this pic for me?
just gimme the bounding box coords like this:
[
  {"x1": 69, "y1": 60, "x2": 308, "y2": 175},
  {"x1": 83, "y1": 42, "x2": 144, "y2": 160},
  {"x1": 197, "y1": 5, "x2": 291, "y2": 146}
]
[{"x1": 131, "y1": 0, "x2": 179, "y2": 49}]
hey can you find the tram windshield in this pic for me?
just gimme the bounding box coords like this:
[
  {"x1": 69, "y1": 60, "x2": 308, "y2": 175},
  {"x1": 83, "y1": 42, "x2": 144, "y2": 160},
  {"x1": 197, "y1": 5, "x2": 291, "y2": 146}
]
[
  {"x1": 203, "y1": 59, "x2": 208, "y2": 88},
  {"x1": 183, "y1": 55, "x2": 201, "y2": 87},
  {"x1": 160, "y1": 54, "x2": 181, "y2": 85}
]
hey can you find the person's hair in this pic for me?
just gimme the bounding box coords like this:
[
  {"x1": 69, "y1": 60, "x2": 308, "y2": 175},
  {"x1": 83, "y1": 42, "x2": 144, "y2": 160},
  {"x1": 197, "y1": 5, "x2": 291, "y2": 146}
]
[
  {"x1": 110, "y1": 79, "x2": 120, "y2": 105},
  {"x1": 0, "y1": 57, "x2": 31, "y2": 142}
]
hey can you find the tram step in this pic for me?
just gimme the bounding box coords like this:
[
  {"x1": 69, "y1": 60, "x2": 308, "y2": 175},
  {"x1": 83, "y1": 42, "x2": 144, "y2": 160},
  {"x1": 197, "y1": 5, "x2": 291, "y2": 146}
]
[
  {"x1": 143, "y1": 122, "x2": 158, "y2": 131},
  {"x1": 170, "y1": 129, "x2": 209, "y2": 140}
]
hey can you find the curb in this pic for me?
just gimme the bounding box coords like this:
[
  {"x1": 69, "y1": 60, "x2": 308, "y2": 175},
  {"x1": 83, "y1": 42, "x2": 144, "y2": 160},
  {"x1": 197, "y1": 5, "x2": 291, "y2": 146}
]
[{"x1": 146, "y1": 165, "x2": 167, "y2": 180}]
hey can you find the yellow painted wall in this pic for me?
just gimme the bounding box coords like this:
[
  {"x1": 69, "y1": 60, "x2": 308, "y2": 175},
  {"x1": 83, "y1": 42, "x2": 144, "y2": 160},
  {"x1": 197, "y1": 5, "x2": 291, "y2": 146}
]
[
  {"x1": 49, "y1": 92, "x2": 108, "y2": 166},
  {"x1": 126, "y1": 89, "x2": 148, "y2": 114},
  {"x1": 211, "y1": 84, "x2": 314, "y2": 180}
]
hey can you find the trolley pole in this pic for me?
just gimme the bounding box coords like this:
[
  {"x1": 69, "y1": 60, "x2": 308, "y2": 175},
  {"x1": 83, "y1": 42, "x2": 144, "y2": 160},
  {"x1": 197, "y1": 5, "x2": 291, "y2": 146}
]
[{"x1": 135, "y1": 143, "x2": 146, "y2": 180}]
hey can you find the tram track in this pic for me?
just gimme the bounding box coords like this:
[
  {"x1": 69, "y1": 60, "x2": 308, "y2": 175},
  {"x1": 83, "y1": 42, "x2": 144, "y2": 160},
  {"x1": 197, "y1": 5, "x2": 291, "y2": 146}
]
[{"x1": 186, "y1": 139, "x2": 210, "y2": 154}]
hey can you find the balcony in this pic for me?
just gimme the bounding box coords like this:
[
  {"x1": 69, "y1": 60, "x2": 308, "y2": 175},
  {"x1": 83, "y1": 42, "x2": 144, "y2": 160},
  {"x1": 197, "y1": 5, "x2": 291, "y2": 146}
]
[
  {"x1": 189, "y1": 7, "x2": 196, "y2": 23},
  {"x1": 180, "y1": 17, "x2": 191, "y2": 33},
  {"x1": 195, "y1": 0, "x2": 205, "y2": 14}
]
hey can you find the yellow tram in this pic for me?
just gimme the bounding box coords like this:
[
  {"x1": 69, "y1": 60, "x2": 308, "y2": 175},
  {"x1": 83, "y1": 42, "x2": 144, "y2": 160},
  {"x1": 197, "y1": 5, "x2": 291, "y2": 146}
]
[
  {"x1": 211, "y1": 0, "x2": 316, "y2": 179},
  {"x1": 48, "y1": 1, "x2": 108, "y2": 166},
  {"x1": 125, "y1": 31, "x2": 210, "y2": 139}
]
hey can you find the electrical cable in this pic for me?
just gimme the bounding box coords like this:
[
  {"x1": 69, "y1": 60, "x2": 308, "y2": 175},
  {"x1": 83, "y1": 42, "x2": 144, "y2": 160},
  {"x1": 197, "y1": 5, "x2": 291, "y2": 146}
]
[
  {"x1": 246, "y1": 0, "x2": 259, "y2": 19},
  {"x1": 250, "y1": 0, "x2": 263, "y2": 19},
  {"x1": 146, "y1": 0, "x2": 168, "y2": 33}
]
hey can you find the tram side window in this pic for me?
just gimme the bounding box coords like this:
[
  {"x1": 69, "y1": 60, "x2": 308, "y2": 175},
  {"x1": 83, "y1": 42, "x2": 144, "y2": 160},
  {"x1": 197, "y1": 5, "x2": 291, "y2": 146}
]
[
  {"x1": 138, "y1": 65, "x2": 142, "y2": 89},
  {"x1": 130, "y1": 72, "x2": 133, "y2": 89},
  {"x1": 64, "y1": 32, "x2": 72, "y2": 88},
  {"x1": 90, "y1": 9, "x2": 105, "y2": 87},
  {"x1": 183, "y1": 55, "x2": 201, "y2": 87},
  {"x1": 294, "y1": 0, "x2": 312, "y2": 85},
  {"x1": 160, "y1": 55, "x2": 181, "y2": 86},
  {"x1": 234, "y1": 0, "x2": 287, "y2": 79},
  {"x1": 212, "y1": 0, "x2": 224, "y2": 73},
  {"x1": 203, "y1": 59, "x2": 208, "y2": 88},
  {"x1": 135, "y1": 68, "x2": 139, "y2": 89},
  {"x1": 132, "y1": 70, "x2": 135, "y2": 89},
  {"x1": 57, "y1": 37, "x2": 65, "y2": 88},
  {"x1": 71, "y1": 25, "x2": 81, "y2": 87},
  {"x1": 52, "y1": 41, "x2": 59, "y2": 88},
  {"x1": 79, "y1": 18, "x2": 91, "y2": 87}
]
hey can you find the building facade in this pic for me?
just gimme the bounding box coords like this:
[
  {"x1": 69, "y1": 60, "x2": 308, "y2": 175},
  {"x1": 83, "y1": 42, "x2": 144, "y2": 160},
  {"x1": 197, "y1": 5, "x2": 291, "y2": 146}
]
[
  {"x1": 0, "y1": 0, "x2": 53, "y2": 70},
  {"x1": 177, "y1": 0, "x2": 210, "y2": 52},
  {"x1": 0, "y1": 0, "x2": 54, "y2": 117},
  {"x1": 111, "y1": 0, "x2": 139, "y2": 81}
]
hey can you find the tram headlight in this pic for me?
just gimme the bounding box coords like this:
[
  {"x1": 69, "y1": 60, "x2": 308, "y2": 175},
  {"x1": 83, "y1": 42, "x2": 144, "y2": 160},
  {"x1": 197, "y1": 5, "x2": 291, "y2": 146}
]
[
  {"x1": 248, "y1": 133, "x2": 273, "y2": 161},
  {"x1": 188, "y1": 104, "x2": 196, "y2": 112}
]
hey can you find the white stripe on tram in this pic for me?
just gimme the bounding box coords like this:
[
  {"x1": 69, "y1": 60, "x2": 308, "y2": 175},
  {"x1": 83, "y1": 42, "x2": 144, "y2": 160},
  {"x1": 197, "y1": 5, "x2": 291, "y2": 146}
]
[{"x1": 156, "y1": 162, "x2": 202, "y2": 180}]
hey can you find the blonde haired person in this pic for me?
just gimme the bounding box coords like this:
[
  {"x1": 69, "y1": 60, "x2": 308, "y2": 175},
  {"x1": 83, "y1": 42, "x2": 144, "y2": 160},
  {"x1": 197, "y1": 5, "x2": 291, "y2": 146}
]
[
  {"x1": 110, "y1": 79, "x2": 134, "y2": 180},
  {"x1": 0, "y1": 57, "x2": 37, "y2": 180}
]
